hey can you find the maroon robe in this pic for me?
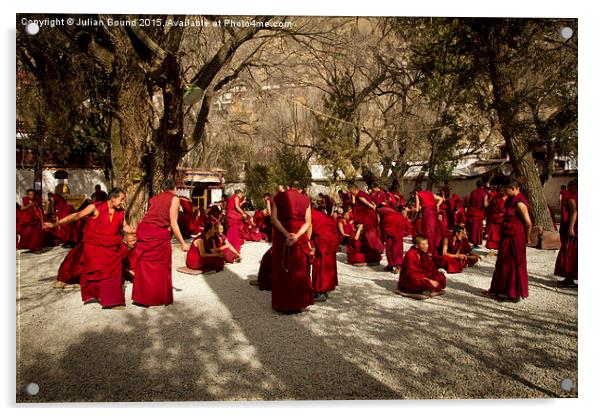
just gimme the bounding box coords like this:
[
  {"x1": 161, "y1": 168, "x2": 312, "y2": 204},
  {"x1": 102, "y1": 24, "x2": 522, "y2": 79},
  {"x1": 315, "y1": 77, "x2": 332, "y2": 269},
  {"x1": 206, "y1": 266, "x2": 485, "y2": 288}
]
[
  {"x1": 226, "y1": 195, "x2": 243, "y2": 252},
  {"x1": 51, "y1": 193, "x2": 78, "y2": 245},
  {"x1": 379, "y1": 207, "x2": 407, "y2": 268},
  {"x1": 454, "y1": 205, "x2": 466, "y2": 226},
  {"x1": 353, "y1": 190, "x2": 384, "y2": 253},
  {"x1": 186, "y1": 236, "x2": 225, "y2": 272},
  {"x1": 466, "y1": 188, "x2": 488, "y2": 245},
  {"x1": 488, "y1": 193, "x2": 530, "y2": 300},
  {"x1": 370, "y1": 190, "x2": 387, "y2": 207},
  {"x1": 18, "y1": 196, "x2": 44, "y2": 251},
  {"x1": 310, "y1": 209, "x2": 339, "y2": 293},
  {"x1": 257, "y1": 247, "x2": 272, "y2": 291},
  {"x1": 554, "y1": 191, "x2": 577, "y2": 280},
  {"x1": 433, "y1": 236, "x2": 477, "y2": 273},
  {"x1": 133, "y1": 191, "x2": 175, "y2": 306},
  {"x1": 80, "y1": 201, "x2": 126, "y2": 307},
  {"x1": 57, "y1": 241, "x2": 84, "y2": 284},
  {"x1": 189, "y1": 212, "x2": 205, "y2": 236},
  {"x1": 417, "y1": 191, "x2": 440, "y2": 253},
  {"x1": 397, "y1": 246, "x2": 447, "y2": 293},
  {"x1": 178, "y1": 197, "x2": 194, "y2": 239},
  {"x1": 122, "y1": 244, "x2": 138, "y2": 283},
  {"x1": 322, "y1": 195, "x2": 335, "y2": 215},
  {"x1": 271, "y1": 189, "x2": 313, "y2": 311},
  {"x1": 485, "y1": 195, "x2": 506, "y2": 250}
]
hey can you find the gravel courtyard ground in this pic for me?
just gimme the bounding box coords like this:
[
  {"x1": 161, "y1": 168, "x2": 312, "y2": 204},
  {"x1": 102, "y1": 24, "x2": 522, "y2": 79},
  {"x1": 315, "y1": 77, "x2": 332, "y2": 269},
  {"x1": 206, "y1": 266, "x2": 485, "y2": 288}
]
[{"x1": 16, "y1": 239, "x2": 577, "y2": 402}]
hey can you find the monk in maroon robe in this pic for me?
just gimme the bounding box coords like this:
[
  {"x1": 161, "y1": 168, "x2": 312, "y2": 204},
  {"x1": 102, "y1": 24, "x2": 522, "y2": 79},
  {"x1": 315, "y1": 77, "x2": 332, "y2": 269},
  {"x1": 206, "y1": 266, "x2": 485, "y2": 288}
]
[
  {"x1": 122, "y1": 233, "x2": 138, "y2": 283},
  {"x1": 554, "y1": 180, "x2": 578, "y2": 287},
  {"x1": 189, "y1": 208, "x2": 206, "y2": 236},
  {"x1": 338, "y1": 189, "x2": 353, "y2": 209},
  {"x1": 18, "y1": 189, "x2": 44, "y2": 251},
  {"x1": 49, "y1": 193, "x2": 78, "y2": 246},
  {"x1": 186, "y1": 223, "x2": 225, "y2": 273},
  {"x1": 485, "y1": 188, "x2": 507, "y2": 251},
  {"x1": 465, "y1": 180, "x2": 489, "y2": 247},
  {"x1": 396, "y1": 236, "x2": 446, "y2": 300},
  {"x1": 433, "y1": 226, "x2": 480, "y2": 273},
  {"x1": 378, "y1": 206, "x2": 408, "y2": 273},
  {"x1": 484, "y1": 181, "x2": 532, "y2": 302},
  {"x1": 337, "y1": 208, "x2": 354, "y2": 246},
  {"x1": 133, "y1": 180, "x2": 189, "y2": 307},
  {"x1": 210, "y1": 223, "x2": 241, "y2": 263},
  {"x1": 415, "y1": 188, "x2": 444, "y2": 254},
  {"x1": 91, "y1": 184, "x2": 108, "y2": 202},
  {"x1": 309, "y1": 209, "x2": 339, "y2": 301},
  {"x1": 178, "y1": 197, "x2": 195, "y2": 239},
  {"x1": 350, "y1": 184, "x2": 384, "y2": 254},
  {"x1": 44, "y1": 188, "x2": 135, "y2": 308},
  {"x1": 271, "y1": 181, "x2": 313, "y2": 313},
  {"x1": 249, "y1": 247, "x2": 273, "y2": 290},
  {"x1": 226, "y1": 190, "x2": 246, "y2": 253},
  {"x1": 369, "y1": 185, "x2": 387, "y2": 207}
]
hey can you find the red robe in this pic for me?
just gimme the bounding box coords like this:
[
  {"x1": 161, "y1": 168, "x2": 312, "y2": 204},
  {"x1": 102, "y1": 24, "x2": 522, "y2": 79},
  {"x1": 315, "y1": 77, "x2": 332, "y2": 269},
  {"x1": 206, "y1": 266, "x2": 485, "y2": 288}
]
[
  {"x1": 353, "y1": 190, "x2": 384, "y2": 253},
  {"x1": 257, "y1": 247, "x2": 272, "y2": 291},
  {"x1": 485, "y1": 195, "x2": 506, "y2": 250},
  {"x1": 80, "y1": 201, "x2": 126, "y2": 307},
  {"x1": 226, "y1": 195, "x2": 244, "y2": 252},
  {"x1": 466, "y1": 188, "x2": 488, "y2": 245},
  {"x1": 122, "y1": 244, "x2": 138, "y2": 283},
  {"x1": 370, "y1": 190, "x2": 387, "y2": 207},
  {"x1": 51, "y1": 193, "x2": 78, "y2": 245},
  {"x1": 271, "y1": 189, "x2": 313, "y2": 311},
  {"x1": 489, "y1": 193, "x2": 530, "y2": 300},
  {"x1": 397, "y1": 246, "x2": 447, "y2": 293},
  {"x1": 133, "y1": 191, "x2": 175, "y2": 306},
  {"x1": 210, "y1": 234, "x2": 239, "y2": 263},
  {"x1": 433, "y1": 236, "x2": 477, "y2": 273},
  {"x1": 554, "y1": 192, "x2": 577, "y2": 280},
  {"x1": 178, "y1": 197, "x2": 194, "y2": 239},
  {"x1": 310, "y1": 209, "x2": 339, "y2": 293},
  {"x1": 338, "y1": 218, "x2": 354, "y2": 246},
  {"x1": 57, "y1": 241, "x2": 84, "y2": 284},
  {"x1": 379, "y1": 207, "x2": 407, "y2": 268},
  {"x1": 454, "y1": 205, "x2": 466, "y2": 226},
  {"x1": 17, "y1": 197, "x2": 44, "y2": 251},
  {"x1": 186, "y1": 236, "x2": 225, "y2": 272},
  {"x1": 417, "y1": 191, "x2": 440, "y2": 253},
  {"x1": 16, "y1": 203, "x2": 20, "y2": 247},
  {"x1": 189, "y1": 212, "x2": 205, "y2": 236}
]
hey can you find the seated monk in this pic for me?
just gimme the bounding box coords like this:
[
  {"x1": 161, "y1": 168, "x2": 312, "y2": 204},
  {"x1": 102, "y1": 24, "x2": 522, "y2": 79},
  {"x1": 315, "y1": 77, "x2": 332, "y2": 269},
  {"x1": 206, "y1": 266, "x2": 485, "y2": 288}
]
[
  {"x1": 395, "y1": 236, "x2": 446, "y2": 300},
  {"x1": 250, "y1": 247, "x2": 273, "y2": 291},
  {"x1": 243, "y1": 216, "x2": 263, "y2": 242},
  {"x1": 189, "y1": 208, "x2": 206, "y2": 237},
  {"x1": 122, "y1": 232, "x2": 138, "y2": 283},
  {"x1": 185, "y1": 223, "x2": 225, "y2": 273},
  {"x1": 433, "y1": 226, "x2": 480, "y2": 273},
  {"x1": 210, "y1": 223, "x2": 241, "y2": 263}
]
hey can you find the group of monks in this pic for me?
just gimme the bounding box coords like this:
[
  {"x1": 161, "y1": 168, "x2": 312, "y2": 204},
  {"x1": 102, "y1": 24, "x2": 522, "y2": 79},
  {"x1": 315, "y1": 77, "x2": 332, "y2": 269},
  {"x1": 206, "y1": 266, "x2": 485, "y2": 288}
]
[{"x1": 17, "y1": 174, "x2": 578, "y2": 312}]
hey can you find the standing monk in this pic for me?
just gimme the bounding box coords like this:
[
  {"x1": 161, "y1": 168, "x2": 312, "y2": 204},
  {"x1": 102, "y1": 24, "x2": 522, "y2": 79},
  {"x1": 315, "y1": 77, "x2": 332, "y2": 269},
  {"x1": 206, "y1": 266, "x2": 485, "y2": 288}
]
[
  {"x1": 465, "y1": 180, "x2": 489, "y2": 247},
  {"x1": 485, "y1": 186, "x2": 507, "y2": 251},
  {"x1": 349, "y1": 183, "x2": 384, "y2": 254},
  {"x1": 484, "y1": 181, "x2": 532, "y2": 302},
  {"x1": 414, "y1": 187, "x2": 444, "y2": 254},
  {"x1": 226, "y1": 190, "x2": 247, "y2": 253},
  {"x1": 378, "y1": 206, "x2": 408, "y2": 273},
  {"x1": 91, "y1": 184, "x2": 108, "y2": 202},
  {"x1": 18, "y1": 189, "x2": 44, "y2": 251},
  {"x1": 309, "y1": 208, "x2": 339, "y2": 302},
  {"x1": 554, "y1": 180, "x2": 578, "y2": 287},
  {"x1": 271, "y1": 180, "x2": 313, "y2": 314},
  {"x1": 133, "y1": 180, "x2": 189, "y2": 307},
  {"x1": 44, "y1": 188, "x2": 134, "y2": 309},
  {"x1": 49, "y1": 193, "x2": 78, "y2": 247}
]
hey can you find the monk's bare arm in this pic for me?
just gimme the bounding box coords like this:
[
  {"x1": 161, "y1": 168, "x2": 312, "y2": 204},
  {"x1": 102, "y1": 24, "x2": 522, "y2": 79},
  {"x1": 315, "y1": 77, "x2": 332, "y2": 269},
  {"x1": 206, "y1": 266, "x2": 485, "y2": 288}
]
[
  {"x1": 517, "y1": 202, "x2": 533, "y2": 242},
  {"x1": 358, "y1": 196, "x2": 376, "y2": 210},
  {"x1": 435, "y1": 194, "x2": 444, "y2": 209},
  {"x1": 354, "y1": 224, "x2": 363, "y2": 240},
  {"x1": 44, "y1": 204, "x2": 96, "y2": 228},
  {"x1": 568, "y1": 199, "x2": 577, "y2": 237},
  {"x1": 170, "y1": 197, "x2": 189, "y2": 251},
  {"x1": 414, "y1": 194, "x2": 420, "y2": 212},
  {"x1": 294, "y1": 206, "x2": 313, "y2": 239},
  {"x1": 337, "y1": 222, "x2": 348, "y2": 237}
]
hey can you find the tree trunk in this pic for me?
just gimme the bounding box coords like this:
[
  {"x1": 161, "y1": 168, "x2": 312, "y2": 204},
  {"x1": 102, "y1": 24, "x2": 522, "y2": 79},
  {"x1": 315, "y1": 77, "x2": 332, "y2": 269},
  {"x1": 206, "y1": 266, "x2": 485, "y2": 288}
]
[
  {"x1": 486, "y1": 24, "x2": 553, "y2": 231},
  {"x1": 109, "y1": 35, "x2": 153, "y2": 227}
]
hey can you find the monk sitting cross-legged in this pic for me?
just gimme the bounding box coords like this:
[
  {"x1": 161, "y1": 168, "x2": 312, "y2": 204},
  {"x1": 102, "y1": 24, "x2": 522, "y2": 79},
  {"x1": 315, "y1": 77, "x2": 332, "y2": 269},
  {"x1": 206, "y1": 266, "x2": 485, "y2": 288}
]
[
  {"x1": 186, "y1": 223, "x2": 225, "y2": 273},
  {"x1": 395, "y1": 235, "x2": 446, "y2": 300},
  {"x1": 432, "y1": 226, "x2": 480, "y2": 274},
  {"x1": 210, "y1": 223, "x2": 241, "y2": 264}
]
